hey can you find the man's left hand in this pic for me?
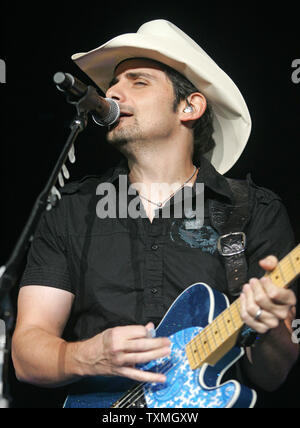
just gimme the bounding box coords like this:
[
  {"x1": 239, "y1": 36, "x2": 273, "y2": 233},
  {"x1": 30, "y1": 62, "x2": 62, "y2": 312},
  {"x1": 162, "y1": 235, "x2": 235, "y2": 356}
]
[{"x1": 240, "y1": 256, "x2": 297, "y2": 334}]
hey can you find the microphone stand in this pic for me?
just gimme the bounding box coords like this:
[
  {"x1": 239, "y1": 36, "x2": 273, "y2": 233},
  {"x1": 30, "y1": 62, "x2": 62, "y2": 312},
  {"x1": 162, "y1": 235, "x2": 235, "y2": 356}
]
[{"x1": 0, "y1": 82, "x2": 98, "y2": 407}]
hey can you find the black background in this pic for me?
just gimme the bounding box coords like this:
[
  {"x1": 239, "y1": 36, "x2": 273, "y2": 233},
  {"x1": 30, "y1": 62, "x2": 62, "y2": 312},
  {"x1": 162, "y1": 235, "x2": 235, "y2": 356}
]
[{"x1": 1, "y1": 1, "x2": 300, "y2": 408}]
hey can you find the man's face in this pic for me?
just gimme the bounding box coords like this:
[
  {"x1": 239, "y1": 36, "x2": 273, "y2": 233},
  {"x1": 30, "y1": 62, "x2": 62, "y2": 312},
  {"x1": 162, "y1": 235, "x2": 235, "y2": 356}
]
[{"x1": 105, "y1": 59, "x2": 179, "y2": 154}]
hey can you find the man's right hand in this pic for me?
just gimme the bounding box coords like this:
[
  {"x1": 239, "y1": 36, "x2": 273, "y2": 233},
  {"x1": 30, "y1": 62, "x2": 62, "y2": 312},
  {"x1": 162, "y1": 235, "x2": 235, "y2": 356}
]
[
  {"x1": 13, "y1": 286, "x2": 171, "y2": 387},
  {"x1": 75, "y1": 322, "x2": 171, "y2": 384}
]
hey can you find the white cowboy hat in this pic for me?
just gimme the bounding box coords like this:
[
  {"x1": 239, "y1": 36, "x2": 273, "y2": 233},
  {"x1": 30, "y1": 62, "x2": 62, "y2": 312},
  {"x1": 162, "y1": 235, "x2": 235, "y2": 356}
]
[{"x1": 72, "y1": 19, "x2": 251, "y2": 174}]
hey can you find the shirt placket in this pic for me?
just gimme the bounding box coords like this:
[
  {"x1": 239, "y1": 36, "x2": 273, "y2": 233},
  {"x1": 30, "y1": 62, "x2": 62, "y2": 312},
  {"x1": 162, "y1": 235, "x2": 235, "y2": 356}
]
[{"x1": 143, "y1": 216, "x2": 166, "y2": 323}]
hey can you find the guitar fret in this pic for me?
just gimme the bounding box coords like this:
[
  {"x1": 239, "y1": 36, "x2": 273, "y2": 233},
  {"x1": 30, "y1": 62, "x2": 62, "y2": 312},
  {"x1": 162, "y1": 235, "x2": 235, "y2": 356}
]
[
  {"x1": 227, "y1": 306, "x2": 236, "y2": 330},
  {"x1": 188, "y1": 328, "x2": 211, "y2": 368},
  {"x1": 269, "y1": 265, "x2": 288, "y2": 287},
  {"x1": 229, "y1": 300, "x2": 243, "y2": 332},
  {"x1": 222, "y1": 311, "x2": 235, "y2": 335},
  {"x1": 203, "y1": 328, "x2": 213, "y2": 353},
  {"x1": 188, "y1": 340, "x2": 202, "y2": 367},
  {"x1": 209, "y1": 324, "x2": 218, "y2": 348},
  {"x1": 198, "y1": 332, "x2": 207, "y2": 357},
  {"x1": 277, "y1": 261, "x2": 286, "y2": 285},
  {"x1": 216, "y1": 317, "x2": 224, "y2": 341},
  {"x1": 213, "y1": 317, "x2": 223, "y2": 345},
  {"x1": 221, "y1": 312, "x2": 230, "y2": 336},
  {"x1": 288, "y1": 253, "x2": 297, "y2": 277},
  {"x1": 267, "y1": 246, "x2": 300, "y2": 288},
  {"x1": 196, "y1": 310, "x2": 237, "y2": 356},
  {"x1": 290, "y1": 247, "x2": 300, "y2": 277}
]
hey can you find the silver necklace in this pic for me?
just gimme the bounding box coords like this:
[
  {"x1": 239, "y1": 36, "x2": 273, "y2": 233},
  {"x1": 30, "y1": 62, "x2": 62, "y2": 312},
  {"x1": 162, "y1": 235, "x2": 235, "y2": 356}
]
[{"x1": 138, "y1": 165, "x2": 198, "y2": 208}]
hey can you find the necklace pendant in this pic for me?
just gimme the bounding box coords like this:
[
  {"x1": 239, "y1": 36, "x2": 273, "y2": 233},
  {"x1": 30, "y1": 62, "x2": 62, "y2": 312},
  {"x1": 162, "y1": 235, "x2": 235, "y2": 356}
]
[{"x1": 138, "y1": 166, "x2": 198, "y2": 210}]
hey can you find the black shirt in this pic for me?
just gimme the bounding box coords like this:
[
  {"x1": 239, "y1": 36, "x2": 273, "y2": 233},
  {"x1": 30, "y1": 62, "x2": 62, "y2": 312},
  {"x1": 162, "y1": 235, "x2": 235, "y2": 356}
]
[{"x1": 20, "y1": 156, "x2": 296, "y2": 342}]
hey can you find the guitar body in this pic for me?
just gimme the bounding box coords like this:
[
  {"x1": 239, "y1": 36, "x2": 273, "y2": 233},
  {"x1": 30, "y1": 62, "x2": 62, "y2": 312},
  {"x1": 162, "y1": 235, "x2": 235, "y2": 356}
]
[{"x1": 64, "y1": 282, "x2": 257, "y2": 408}]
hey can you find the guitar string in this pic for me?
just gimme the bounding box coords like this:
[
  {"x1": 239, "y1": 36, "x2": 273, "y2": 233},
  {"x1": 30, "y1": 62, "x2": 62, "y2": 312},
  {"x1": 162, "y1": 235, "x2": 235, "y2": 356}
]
[
  {"x1": 113, "y1": 359, "x2": 177, "y2": 408},
  {"x1": 186, "y1": 298, "x2": 243, "y2": 363},
  {"x1": 266, "y1": 253, "x2": 299, "y2": 285},
  {"x1": 189, "y1": 299, "x2": 242, "y2": 359},
  {"x1": 288, "y1": 253, "x2": 298, "y2": 276},
  {"x1": 112, "y1": 364, "x2": 170, "y2": 408},
  {"x1": 114, "y1": 249, "x2": 300, "y2": 407},
  {"x1": 122, "y1": 350, "x2": 199, "y2": 408},
  {"x1": 122, "y1": 362, "x2": 174, "y2": 409}
]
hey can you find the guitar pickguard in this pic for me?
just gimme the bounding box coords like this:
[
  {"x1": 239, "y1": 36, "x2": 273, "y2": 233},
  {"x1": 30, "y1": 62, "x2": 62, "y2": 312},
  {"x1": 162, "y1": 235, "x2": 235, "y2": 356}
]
[{"x1": 139, "y1": 327, "x2": 238, "y2": 408}]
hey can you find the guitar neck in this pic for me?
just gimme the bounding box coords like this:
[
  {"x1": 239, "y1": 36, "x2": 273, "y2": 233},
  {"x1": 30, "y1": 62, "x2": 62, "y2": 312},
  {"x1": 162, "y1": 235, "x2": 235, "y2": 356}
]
[{"x1": 186, "y1": 244, "x2": 300, "y2": 370}]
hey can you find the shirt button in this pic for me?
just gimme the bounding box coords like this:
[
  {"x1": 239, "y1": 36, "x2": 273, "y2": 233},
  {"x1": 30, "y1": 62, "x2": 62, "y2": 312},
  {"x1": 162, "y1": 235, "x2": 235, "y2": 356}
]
[
  {"x1": 151, "y1": 288, "x2": 158, "y2": 294},
  {"x1": 151, "y1": 244, "x2": 159, "y2": 251}
]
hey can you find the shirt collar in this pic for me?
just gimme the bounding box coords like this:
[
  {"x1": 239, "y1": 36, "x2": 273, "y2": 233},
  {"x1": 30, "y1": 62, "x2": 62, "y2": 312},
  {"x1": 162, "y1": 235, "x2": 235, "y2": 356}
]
[
  {"x1": 194, "y1": 156, "x2": 234, "y2": 203},
  {"x1": 106, "y1": 155, "x2": 234, "y2": 203}
]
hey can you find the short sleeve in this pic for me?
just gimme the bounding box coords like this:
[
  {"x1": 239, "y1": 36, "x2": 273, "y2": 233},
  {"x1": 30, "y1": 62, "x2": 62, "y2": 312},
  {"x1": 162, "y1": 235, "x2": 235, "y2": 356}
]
[
  {"x1": 20, "y1": 200, "x2": 73, "y2": 293},
  {"x1": 246, "y1": 183, "x2": 298, "y2": 292}
]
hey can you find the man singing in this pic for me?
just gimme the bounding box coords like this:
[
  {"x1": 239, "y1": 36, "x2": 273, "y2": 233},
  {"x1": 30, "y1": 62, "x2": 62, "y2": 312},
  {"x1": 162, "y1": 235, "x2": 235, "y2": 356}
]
[{"x1": 12, "y1": 20, "x2": 298, "y2": 407}]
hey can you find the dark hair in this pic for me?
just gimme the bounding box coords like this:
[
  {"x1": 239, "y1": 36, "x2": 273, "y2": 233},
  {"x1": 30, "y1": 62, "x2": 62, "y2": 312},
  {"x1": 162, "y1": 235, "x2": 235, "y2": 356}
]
[{"x1": 162, "y1": 64, "x2": 216, "y2": 164}]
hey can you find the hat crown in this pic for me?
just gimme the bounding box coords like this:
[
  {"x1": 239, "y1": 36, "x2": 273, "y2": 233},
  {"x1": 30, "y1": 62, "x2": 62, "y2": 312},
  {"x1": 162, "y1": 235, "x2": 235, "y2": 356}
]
[{"x1": 137, "y1": 20, "x2": 204, "y2": 53}]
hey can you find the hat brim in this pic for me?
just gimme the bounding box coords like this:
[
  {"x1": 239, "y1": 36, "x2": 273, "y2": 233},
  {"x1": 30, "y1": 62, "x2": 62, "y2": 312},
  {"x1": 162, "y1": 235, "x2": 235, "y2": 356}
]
[{"x1": 72, "y1": 20, "x2": 251, "y2": 174}]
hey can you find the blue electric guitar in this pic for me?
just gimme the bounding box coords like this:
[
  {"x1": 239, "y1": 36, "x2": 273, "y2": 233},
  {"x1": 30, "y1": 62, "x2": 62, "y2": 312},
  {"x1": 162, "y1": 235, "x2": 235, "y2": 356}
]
[{"x1": 64, "y1": 245, "x2": 300, "y2": 408}]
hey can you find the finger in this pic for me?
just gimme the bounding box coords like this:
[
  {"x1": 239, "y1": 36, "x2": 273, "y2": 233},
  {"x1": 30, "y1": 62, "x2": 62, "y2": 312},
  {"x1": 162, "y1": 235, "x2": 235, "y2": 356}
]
[
  {"x1": 259, "y1": 255, "x2": 278, "y2": 271},
  {"x1": 145, "y1": 322, "x2": 155, "y2": 331},
  {"x1": 285, "y1": 306, "x2": 297, "y2": 333},
  {"x1": 259, "y1": 277, "x2": 297, "y2": 320},
  {"x1": 125, "y1": 337, "x2": 171, "y2": 353},
  {"x1": 240, "y1": 284, "x2": 269, "y2": 334},
  {"x1": 249, "y1": 277, "x2": 292, "y2": 318},
  {"x1": 249, "y1": 278, "x2": 274, "y2": 312},
  {"x1": 113, "y1": 346, "x2": 171, "y2": 367},
  {"x1": 243, "y1": 281, "x2": 283, "y2": 331},
  {"x1": 261, "y1": 277, "x2": 297, "y2": 306},
  {"x1": 249, "y1": 278, "x2": 285, "y2": 327},
  {"x1": 127, "y1": 346, "x2": 171, "y2": 365},
  {"x1": 145, "y1": 322, "x2": 156, "y2": 338},
  {"x1": 115, "y1": 365, "x2": 167, "y2": 384},
  {"x1": 116, "y1": 325, "x2": 155, "y2": 341}
]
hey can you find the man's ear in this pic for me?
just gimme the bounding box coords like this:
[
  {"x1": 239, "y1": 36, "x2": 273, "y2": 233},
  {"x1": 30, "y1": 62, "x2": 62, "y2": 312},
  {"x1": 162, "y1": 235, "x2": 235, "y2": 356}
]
[{"x1": 180, "y1": 93, "x2": 207, "y2": 123}]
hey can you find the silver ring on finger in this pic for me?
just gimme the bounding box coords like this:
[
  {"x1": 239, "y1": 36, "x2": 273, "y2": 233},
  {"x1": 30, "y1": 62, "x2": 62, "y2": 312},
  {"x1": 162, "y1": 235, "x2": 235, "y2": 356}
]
[{"x1": 254, "y1": 308, "x2": 262, "y2": 321}]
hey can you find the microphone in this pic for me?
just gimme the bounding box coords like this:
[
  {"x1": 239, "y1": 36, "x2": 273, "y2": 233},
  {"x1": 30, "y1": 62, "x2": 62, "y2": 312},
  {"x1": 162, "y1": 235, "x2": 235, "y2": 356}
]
[{"x1": 53, "y1": 72, "x2": 120, "y2": 127}]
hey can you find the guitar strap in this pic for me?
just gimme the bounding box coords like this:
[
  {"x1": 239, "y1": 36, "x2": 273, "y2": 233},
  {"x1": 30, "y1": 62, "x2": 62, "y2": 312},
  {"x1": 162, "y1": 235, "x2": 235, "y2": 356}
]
[{"x1": 209, "y1": 176, "x2": 253, "y2": 299}]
